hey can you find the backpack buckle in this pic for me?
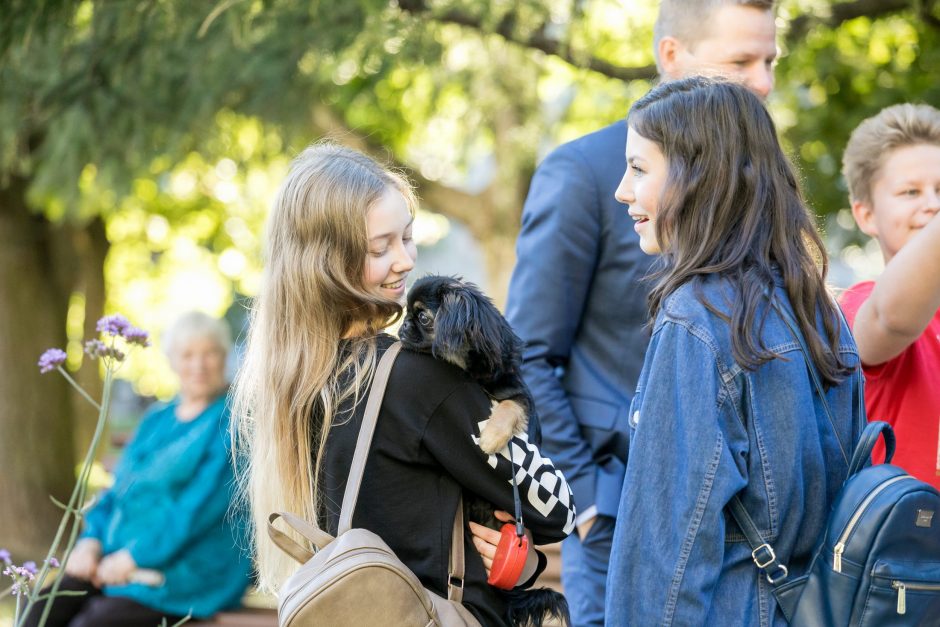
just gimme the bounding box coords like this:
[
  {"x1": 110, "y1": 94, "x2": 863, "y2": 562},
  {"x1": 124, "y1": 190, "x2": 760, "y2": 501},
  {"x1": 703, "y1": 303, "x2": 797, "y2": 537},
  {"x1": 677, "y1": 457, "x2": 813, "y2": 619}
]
[
  {"x1": 752, "y1": 543, "x2": 777, "y2": 569},
  {"x1": 766, "y1": 563, "x2": 789, "y2": 584},
  {"x1": 448, "y1": 575, "x2": 464, "y2": 590},
  {"x1": 752, "y1": 543, "x2": 789, "y2": 584}
]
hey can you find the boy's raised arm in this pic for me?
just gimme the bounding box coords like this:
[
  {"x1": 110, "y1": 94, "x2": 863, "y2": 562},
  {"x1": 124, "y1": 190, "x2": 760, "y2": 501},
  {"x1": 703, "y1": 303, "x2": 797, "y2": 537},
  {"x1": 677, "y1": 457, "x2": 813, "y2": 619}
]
[{"x1": 852, "y1": 212, "x2": 940, "y2": 365}]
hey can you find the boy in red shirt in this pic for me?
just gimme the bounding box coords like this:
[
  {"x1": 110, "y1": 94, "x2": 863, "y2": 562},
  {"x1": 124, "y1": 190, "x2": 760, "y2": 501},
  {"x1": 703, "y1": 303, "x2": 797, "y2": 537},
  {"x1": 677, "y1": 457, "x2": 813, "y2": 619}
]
[{"x1": 840, "y1": 103, "x2": 940, "y2": 489}]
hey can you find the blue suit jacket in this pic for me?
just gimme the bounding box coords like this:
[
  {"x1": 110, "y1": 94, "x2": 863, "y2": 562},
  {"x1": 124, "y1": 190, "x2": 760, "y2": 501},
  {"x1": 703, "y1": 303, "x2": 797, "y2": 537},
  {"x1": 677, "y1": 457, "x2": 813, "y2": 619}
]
[{"x1": 506, "y1": 121, "x2": 655, "y2": 520}]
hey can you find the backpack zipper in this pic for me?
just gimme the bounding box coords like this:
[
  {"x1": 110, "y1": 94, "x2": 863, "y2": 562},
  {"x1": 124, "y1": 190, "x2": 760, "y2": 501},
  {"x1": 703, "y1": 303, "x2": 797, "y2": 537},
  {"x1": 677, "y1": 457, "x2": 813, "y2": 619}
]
[
  {"x1": 832, "y1": 475, "x2": 912, "y2": 573},
  {"x1": 892, "y1": 580, "x2": 940, "y2": 615}
]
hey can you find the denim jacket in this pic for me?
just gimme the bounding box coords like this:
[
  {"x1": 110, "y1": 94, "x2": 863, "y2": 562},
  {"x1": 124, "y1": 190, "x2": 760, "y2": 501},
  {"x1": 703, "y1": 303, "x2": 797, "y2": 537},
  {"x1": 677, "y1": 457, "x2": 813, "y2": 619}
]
[{"x1": 606, "y1": 276, "x2": 864, "y2": 626}]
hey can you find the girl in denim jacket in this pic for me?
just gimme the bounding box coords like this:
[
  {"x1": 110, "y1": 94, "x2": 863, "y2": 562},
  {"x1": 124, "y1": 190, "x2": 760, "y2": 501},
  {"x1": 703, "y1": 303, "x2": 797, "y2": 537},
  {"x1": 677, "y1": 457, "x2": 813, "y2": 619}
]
[{"x1": 605, "y1": 78, "x2": 865, "y2": 626}]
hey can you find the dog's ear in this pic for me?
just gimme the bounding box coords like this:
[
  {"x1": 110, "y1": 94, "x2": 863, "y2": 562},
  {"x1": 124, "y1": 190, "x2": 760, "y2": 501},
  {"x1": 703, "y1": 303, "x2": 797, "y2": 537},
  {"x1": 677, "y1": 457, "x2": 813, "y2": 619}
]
[
  {"x1": 432, "y1": 285, "x2": 473, "y2": 362},
  {"x1": 433, "y1": 283, "x2": 507, "y2": 373}
]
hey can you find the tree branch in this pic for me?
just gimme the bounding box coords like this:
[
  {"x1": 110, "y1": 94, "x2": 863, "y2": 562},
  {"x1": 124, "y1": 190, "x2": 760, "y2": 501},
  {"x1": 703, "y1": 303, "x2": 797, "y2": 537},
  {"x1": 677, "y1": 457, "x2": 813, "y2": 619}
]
[
  {"x1": 919, "y1": 0, "x2": 940, "y2": 29},
  {"x1": 787, "y1": 0, "x2": 913, "y2": 41},
  {"x1": 400, "y1": 0, "x2": 920, "y2": 81},
  {"x1": 308, "y1": 105, "x2": 487, "y2": 228},
  {"x1": 396, "y1": 0, "x2": 657, "y2": 82}
]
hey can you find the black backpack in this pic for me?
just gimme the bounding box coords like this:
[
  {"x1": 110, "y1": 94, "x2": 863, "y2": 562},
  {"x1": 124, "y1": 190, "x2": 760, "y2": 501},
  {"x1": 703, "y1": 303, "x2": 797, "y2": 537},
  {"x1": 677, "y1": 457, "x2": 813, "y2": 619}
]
[
  {"x1": 729, "y1": 298, "x2": 940, "y2": 625},
  {"x1": 732, "y1": 421, "x2": 940, "y2": 625}
]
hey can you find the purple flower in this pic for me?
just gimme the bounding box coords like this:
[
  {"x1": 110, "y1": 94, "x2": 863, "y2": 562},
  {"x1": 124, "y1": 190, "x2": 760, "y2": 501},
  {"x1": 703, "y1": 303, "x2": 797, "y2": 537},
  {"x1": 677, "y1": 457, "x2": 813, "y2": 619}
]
[
  {"x1": 46, "y1": 557, "x2": 60, "y2": 568},
  {"x1": 84, "y1": 340, "x2": 125, "y2": 361},
  {"x1": 84, "y1": 339, "x2": 107, "y2": 359},
  {"x1": 3, "y1": 560, "x2": 37, "y2": 597},
  {"x1": 123, "y1": 326, "x2": 151, "y2": 347},
  {"x1": 38, "y1": 348, "x2": 67, "y2": 374},
  {"x1": 0, "y1": 549, "x2": 10, "y2": 564},
  {"x1": 96, "y1": 314, "x2": 131, "y2": 337},
  {"x1": 83, "y1": 339, "x2": 125, "y2": 362}
]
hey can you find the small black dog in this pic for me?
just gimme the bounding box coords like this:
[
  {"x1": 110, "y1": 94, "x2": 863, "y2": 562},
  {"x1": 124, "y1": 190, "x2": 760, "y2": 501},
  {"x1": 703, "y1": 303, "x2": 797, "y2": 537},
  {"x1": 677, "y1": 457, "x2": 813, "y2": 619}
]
[
  {"x1": 399, "y1": 274, "x2": 539, "y2": 453},
  {"x1": 400, "y1": 275, "x2": 568, "y2": 627}
]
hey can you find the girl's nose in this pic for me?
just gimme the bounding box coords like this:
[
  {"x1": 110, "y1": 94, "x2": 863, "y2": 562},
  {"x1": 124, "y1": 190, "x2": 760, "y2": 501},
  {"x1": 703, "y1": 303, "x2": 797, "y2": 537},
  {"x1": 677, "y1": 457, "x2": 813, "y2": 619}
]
[
  {"x1": 392, "y1": 242, "x2": 415, "y2": 272},
  {"x1": 615, "y1": 171, "x2": 634, "y2": 205}
]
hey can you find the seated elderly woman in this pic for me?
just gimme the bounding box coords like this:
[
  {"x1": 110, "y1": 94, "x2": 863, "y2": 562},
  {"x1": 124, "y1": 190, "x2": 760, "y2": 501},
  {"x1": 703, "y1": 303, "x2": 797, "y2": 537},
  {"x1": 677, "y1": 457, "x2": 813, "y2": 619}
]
[{"x1": 24, "y1": 311, "x2": 252, "y2": 627}]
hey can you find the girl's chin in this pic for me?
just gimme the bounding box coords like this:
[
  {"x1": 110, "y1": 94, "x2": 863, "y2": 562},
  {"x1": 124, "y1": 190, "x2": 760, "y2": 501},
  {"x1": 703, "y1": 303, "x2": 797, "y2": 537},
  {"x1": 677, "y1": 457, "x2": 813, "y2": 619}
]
[
  {"x1": 639, "y1": 239, "x2": 661, "y2": 255},
  {"x1": 369, "y1": 287, "x2": 406, "y2": 304}
]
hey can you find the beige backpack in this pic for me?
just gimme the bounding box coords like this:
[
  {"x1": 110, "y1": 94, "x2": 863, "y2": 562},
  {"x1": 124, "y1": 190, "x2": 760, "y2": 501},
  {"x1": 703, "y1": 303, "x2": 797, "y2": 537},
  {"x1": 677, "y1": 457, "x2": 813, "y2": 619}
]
[{"x1": 267, "y1": 342, "x2": 482, "y2": 627}]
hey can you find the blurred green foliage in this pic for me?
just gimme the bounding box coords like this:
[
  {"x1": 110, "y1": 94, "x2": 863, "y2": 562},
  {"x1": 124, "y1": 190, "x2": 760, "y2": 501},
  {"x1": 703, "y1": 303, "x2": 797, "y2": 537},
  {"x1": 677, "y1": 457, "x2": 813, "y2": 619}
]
[
  {"x1": 1, "y1": 0, "x2": 938, "y2": 396},
  {"x1": 775, "y1": 12, "x2": 940, "y2": 226}
]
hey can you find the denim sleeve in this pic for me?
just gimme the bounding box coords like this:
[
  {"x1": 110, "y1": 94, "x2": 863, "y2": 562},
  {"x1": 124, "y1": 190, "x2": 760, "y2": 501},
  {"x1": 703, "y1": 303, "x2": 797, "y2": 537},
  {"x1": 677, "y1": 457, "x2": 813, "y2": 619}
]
[
  {"x1": 504, "y1": 143, "x2": 602, "y2": 515},
  {"x1": 607, "y1": 320, "x2": 749, "y2": 625}
]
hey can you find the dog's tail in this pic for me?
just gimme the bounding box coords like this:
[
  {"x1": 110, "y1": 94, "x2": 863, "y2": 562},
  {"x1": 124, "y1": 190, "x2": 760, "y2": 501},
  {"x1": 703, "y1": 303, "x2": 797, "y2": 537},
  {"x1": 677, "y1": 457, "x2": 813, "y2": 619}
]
[{"x1": 504, "y1": 587, "x2": 570, "y2": 627}]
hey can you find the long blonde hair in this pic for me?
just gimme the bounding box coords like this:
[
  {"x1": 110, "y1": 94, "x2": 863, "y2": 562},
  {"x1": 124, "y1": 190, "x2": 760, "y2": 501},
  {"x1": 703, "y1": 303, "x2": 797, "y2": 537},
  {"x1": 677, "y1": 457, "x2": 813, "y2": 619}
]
[{"x1": 232, "y1": 142, "x2": 416, "y2": 590}]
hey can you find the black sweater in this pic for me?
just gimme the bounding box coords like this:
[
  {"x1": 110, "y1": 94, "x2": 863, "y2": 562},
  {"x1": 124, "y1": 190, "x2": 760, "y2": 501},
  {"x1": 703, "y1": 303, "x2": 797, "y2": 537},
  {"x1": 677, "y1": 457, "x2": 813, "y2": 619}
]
[{"x1": 319, "y1": 335, "x2": 576, "y2": 626}]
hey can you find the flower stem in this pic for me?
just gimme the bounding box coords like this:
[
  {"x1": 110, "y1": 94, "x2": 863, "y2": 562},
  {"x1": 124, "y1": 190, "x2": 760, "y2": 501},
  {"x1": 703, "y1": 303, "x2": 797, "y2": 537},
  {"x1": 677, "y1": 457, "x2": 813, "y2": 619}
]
[
  {"x1": 55, "y1": 366, "x2": 101, "y2": 411},
  {"x1": 17, "y1": 368, "x2": 114, "y2": 627}
]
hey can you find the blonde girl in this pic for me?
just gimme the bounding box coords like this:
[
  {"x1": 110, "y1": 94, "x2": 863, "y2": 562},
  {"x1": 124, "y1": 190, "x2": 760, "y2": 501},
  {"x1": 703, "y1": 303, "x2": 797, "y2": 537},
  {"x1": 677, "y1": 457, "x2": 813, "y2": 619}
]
[{"x1": 233, "y1": 143, "x2": 575, "y2": 626}]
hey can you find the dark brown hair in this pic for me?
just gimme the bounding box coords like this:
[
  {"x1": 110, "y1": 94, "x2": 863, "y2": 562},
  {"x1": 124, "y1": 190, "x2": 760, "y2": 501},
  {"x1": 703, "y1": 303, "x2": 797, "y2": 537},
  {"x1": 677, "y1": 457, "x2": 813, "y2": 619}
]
[{"x1": 629, "y1": 77, "x2": 850, "y2": 386}]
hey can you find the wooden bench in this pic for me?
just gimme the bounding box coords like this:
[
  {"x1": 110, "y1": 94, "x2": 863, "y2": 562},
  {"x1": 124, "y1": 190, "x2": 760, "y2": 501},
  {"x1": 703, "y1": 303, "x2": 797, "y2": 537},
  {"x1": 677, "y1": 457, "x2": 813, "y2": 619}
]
[
  {"x1": 202, "y1": 607, "x2": 277, "y2": 626},
  {"x1": 200, "y1": 590, "x2": 277, "y2": 625}
]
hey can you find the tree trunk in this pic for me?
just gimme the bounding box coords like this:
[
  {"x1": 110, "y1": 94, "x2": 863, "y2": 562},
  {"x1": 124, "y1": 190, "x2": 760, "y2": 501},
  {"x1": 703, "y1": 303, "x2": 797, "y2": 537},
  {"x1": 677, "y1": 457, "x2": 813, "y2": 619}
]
[
  {"x1": 0, "y1": 179, "x2": 76, "y2": 562},
  {"x1": 65, "y1": 217, "x2": 107, "y2": 459},
  {"x1": 468, "y1": 94, "x2": 533, "y2": 308}
]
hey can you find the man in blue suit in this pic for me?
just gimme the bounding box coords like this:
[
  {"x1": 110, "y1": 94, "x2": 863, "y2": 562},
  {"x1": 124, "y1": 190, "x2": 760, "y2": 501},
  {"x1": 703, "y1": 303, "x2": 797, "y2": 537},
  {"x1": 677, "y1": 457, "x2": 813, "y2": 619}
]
[{"x1": 505, "y1": 2, "x2": 778, "y2": 624}]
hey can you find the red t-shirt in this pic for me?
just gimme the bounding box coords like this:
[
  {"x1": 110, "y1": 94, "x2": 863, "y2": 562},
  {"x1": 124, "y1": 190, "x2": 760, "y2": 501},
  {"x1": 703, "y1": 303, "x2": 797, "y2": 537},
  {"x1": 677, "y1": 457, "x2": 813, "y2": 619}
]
[{"x1": 841, "y1": 281, "x2": 940, "y2": 490}]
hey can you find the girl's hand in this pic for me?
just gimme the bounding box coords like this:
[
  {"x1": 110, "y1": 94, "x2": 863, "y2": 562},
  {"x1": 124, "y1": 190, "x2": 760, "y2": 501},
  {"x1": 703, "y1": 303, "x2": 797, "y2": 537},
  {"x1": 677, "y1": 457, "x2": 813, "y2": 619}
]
[
  {"x1": 64, "y1": 538, "x2": 101, "y2": 581},
  {"x1": 468, "y1": 520, "x2": 501, "y2": 575},
  {"x1": 94, "y1": 549, "x2": 137, "y2": 587},
  {"x1": 469, "y1": 510, "x2": 539, "y2": 586}
]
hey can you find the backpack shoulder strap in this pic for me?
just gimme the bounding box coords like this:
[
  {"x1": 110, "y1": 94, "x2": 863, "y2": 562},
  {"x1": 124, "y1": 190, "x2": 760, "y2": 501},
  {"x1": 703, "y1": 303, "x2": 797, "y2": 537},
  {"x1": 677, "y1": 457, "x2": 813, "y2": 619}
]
[
  {"x1": 770, "y1": 293, "x2": 856, "y2": 466},
  {"x1": 336, "y1": 341, "x2": 467, "y2": 602},
  {"x1": 727, "y1": 496, "x2": 790, "y2": 585},
  {"x1": 448, "y1": 496, "x2": 466, "y2": 603},
  {"x1": 338, "y1": 341, "x2": 402, "y2": 533},
  {"x1": 727, "y1": 290, "x2": 863, "y2": 587}
]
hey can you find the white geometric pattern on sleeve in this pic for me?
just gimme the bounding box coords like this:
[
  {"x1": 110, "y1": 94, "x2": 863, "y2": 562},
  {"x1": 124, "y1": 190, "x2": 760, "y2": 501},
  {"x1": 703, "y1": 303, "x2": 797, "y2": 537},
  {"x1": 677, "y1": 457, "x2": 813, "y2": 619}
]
[{"x1": 473, "y1": 422, "x2": 577, "y2": 535}]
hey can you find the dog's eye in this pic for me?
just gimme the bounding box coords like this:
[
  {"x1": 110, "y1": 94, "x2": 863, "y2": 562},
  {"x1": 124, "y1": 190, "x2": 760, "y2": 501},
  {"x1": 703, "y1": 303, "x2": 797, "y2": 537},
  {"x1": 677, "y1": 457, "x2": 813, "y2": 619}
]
[{"x1": 417, "y1": 311, "x2": 433, "y2": 327}]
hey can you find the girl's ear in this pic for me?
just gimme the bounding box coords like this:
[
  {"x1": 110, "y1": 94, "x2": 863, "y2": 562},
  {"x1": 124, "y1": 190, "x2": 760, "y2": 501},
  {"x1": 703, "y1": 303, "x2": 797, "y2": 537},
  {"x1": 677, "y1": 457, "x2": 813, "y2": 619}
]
[{"x1": 851, "y1": 200, "x2": 879, "y2": 239}]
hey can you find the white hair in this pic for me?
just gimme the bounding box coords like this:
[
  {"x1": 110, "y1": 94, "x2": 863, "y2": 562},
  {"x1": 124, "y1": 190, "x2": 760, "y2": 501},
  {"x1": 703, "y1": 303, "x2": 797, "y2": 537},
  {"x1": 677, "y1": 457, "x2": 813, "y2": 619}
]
[{"x1": 162, "y1": 311, "x2": 232, "y2": 360}]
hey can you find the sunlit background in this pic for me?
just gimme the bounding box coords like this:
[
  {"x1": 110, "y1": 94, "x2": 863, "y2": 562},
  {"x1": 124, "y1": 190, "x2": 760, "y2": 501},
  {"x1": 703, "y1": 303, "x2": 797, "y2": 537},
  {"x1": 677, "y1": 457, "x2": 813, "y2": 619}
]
[{"x1": 2, "y1": 0, "x2": 936, "y2": 618}]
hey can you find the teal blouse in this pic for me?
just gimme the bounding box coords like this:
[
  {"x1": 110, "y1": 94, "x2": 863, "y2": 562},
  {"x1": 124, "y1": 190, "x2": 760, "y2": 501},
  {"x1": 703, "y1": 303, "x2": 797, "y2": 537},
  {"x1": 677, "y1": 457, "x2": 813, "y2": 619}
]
[{"x1": 82, "y1": 393, "x2": 252, "y2": 619}]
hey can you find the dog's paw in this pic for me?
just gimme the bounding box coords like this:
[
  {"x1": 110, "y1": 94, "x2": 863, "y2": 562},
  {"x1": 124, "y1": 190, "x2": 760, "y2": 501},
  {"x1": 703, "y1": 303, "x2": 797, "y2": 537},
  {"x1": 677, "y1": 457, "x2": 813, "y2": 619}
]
[
  {"x1": 478, "y1": 400, "x2": 526, "y2": 454},
  {"x1": 479, "y1": 422, "x2": 513, "y2": 454}
]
